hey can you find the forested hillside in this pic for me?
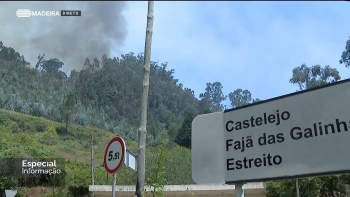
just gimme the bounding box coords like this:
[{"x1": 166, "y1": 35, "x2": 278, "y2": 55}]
[
  {"x1": 0, "y1": 42, "x2": 198, "y2": 146},
  {"x1": 0, "y1": 41, "x2": 262, "y2": 147},
  {"x1": 0, "y1": 35, "x2": 349, "y2": 197}
]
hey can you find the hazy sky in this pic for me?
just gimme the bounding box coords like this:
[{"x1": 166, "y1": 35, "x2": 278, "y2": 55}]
[{"x1": 1, "y1": 1, "x2": 350, "y2": 108}]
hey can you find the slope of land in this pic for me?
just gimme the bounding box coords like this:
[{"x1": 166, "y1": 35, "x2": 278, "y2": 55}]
[{"x1": 0, "y1": 109, "x2": 193, "y2": 196}]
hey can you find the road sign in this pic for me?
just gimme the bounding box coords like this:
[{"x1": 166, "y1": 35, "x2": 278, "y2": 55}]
[
  {"x1": 5, "y1": 190, "x2": 17, "y2": 197},
  {"x1": 124, "y1": 149, "x2": 137, "y2": 171},
  {"x1": 192, "y1": 112, "x2": 225, "y2": 184},
  {"x1": 192, "y1": 78, "x2": 350, "y2": 184},
  {"x1": 104, "y1": 137, "x2": 126, "y2": 174}
]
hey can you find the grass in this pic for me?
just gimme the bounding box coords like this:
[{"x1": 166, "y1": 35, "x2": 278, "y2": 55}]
[{"x1": 0, "y1": 108, "x2": 193, "y2": 196}]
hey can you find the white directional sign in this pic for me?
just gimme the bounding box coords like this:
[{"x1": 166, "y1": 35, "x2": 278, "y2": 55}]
[
  {"x1": 124, "y1": 149, "x2": 137, "y2": 171},
  {"x1": 5, "y1": 190, "x2": 17, "y2": 197},
  {"x1": 192, "y1": 79, "x2": 350, "y2": 184},
  {"x1": 104, "y1": 137, "x2": 126, "y2": 174}
]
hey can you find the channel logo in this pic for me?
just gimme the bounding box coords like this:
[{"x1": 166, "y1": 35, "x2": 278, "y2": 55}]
[
  {"x1": 16, "y1": 9, "x2": 31, "y2": 17},
  {"x1": 16, "y1": 9, "x2": 60, "y2": 17}
]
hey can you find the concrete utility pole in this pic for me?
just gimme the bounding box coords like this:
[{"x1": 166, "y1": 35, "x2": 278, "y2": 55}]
[
  {"x1": 91, "y1": 134, "x2": 95, "y2": 185},
  {"x1": 136, "y1": 2, "x2": 154, "y2": 197},
  {"x1": 296, "y1": 179, "x2": 300, "y2": 197}
]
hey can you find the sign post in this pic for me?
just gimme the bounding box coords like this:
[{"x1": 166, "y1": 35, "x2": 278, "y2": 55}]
[
  {"x1": 192, "y1": 79, "x2": 350, "y2": 190},
  {"x1": 235, "y1": 183, "x2": 244, "y2": 197},
  {"x1": 112, "y1": 173, "x2": 117, "y2": 197},
  {"x1": 104, "y1": 136, "x2": 126, "y2": 197}
]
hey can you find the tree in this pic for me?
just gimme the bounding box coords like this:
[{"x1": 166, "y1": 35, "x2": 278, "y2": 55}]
[
  {"x1": 289, "y1": 64, "x2": 340, "y2": 91},
  {"x1": 137, "y1": 2, "x2": 154, "y2": 197},
  {"x1": 174, "y1": 111, "x2": 195, "y2": 148},
  {"x1": 36, "y1": 54, "x2": 64, "y2": 73},
  {"x1": 167, "y1": 122, "x2": 180, "y2": 146},
  {"x1": 69, "y1": 69, "x2": 79, "y2": 87},
  {"x1": 267, "y1": 178, "x2": 321, "y2": 197},
  {"x1": 252, "y1": 98, "x2": 262, "y2": 103},
  {"x1": 173, "y1": 109, "x2": 210, "y2": 149},
  {"x1": 199, "y1": 82, "x2": 226, "y2": 112},
  {"x1": 59, "y1": 92, "x2": 77, "y2": 131},
  {"x1": 339, "y1": 36, "x2": 350, "y2": 68},
  {"x1": 146, "y1": 141, "x2": 168, "y2": 197},
  {"x1": 318, "y1": 175, "x2": 350, "y2": 197},
  {"x1": 228, "y1": 89, "x2": 261, "y2": 108},
  {"x1": 198, "y1": 91, "x2": 211, "y2": 112},
  {"x1": 35, "y1": 54, "x2": 45, "y2": 70}
]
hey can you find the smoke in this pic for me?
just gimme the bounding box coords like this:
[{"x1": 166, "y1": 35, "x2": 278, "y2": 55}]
[{"x1": 0, "y1": 1, "x2": 127, "y2": 72}]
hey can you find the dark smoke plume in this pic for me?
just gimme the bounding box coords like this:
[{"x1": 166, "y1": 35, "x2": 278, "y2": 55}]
[{"x1": 0, "y1": 1, "x2": 127, "y2": 72}]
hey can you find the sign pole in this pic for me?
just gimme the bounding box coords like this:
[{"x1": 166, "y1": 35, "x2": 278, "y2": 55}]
[
  {"x1": 112, "y1": 173, "x2": 117, "y2": 197},
  {"x1": 235, "y1": 183, "x2": 244, "y2": 197}
]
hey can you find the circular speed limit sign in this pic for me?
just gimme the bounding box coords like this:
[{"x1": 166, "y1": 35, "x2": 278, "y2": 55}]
[{"x1": 104, "y1": 137, "x2": 126, "y2": 174}]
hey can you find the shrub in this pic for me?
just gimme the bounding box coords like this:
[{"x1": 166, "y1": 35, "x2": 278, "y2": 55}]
[
  {"x1": 40, "y1": 126, "x2": 58, "y2": 145},
  {"x1": 67, "y1": 185, "x2": 92, "y2": 197}
]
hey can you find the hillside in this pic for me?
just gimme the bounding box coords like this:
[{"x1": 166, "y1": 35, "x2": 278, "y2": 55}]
[
  {"x1": 0, "y1": 41, "x2": 208, "y2": 146},
  {"x1": 0, "y1": 108, "x2": 193, "y2": 196}
]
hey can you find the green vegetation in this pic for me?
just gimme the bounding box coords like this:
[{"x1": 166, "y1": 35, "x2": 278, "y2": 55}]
[
  {"x1": 0, "y1": 36, "x2": 349, "y2": 196},
  {"x1": 0, "y1": 41, "x2": 261, "y2": 146},
  {"x1": 59, "y1": 92, "x2": 78, "y2": 131},
  {"x1": 146, "y1": 141, "x2": 168, "y2": 197},
  {"x1": 174, "y1": 112, "x2": 195, "y2": 148},
  {"x1": 339, "y1": 36, "x2": 350, "y2": 68},
  {"x1": 0, "y1": 109, "x2": 193, "y2": 196}
]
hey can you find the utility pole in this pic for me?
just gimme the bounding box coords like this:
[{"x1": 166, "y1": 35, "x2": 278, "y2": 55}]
[
  {"x1": 91, "y1": 134, "x2": 95, "y2": 185},
  {"x1": 296, "y1": 179, "x2": 300, "y2": 197},
  {"x1": 136, "y1": 2, "x2": 154, "y2": 197}
]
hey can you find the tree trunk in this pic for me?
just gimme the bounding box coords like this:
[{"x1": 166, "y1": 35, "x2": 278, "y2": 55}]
[
  {"x1": 91, "y1": 134, "x2": 94, "y2": 185},
  {"x1": 136, "y1": 2, "x2": 154, "y2": 197},
  {"x1": 65, "y1": 115, "x2": 69, "y2": 131}
]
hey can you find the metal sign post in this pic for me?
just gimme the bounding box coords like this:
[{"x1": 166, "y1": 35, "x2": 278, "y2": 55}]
[
  {"x1": 112, "y1": 173, "x2": 117, "y2": 197},
  {"x1": 235, "y1": 183, "x2": 244, "y2": 197}
]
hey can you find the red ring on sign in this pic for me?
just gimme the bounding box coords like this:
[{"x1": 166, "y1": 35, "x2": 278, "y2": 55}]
[{"x1": 104, "y1": 137, "x2": 126, "y2": 174}]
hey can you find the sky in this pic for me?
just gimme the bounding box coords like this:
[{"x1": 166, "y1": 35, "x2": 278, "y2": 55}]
[{"x1": 1, "y1": 1, "x2": 350, "y2": 108}]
